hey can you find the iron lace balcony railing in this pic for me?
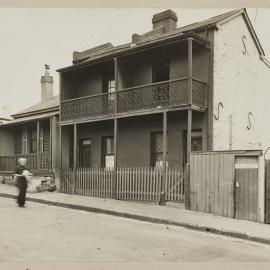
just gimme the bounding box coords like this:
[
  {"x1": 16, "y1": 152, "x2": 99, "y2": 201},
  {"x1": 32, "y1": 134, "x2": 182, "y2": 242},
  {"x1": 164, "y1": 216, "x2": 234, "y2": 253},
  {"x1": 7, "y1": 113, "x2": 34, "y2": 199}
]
[{"x1": 61, "y1": 78, "x2": 207, "y2": 121}]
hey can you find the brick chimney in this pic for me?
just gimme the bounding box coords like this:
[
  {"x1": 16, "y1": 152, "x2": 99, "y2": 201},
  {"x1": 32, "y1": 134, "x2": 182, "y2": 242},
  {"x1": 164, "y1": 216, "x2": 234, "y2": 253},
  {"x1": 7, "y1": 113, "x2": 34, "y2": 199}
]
[
  {"x1": 40, "y1": 64, "x2": 53, "y2": 102},
  {"x1": 152, "y1": 9, "x2": 178, "y2": 32}
]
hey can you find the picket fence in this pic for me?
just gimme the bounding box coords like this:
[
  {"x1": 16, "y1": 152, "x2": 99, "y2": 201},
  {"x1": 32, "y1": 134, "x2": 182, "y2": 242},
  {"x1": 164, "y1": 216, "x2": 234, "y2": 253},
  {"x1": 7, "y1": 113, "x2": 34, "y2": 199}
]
[{"x1": 61, "y1": 167, "x2": 185, "y2": 203}]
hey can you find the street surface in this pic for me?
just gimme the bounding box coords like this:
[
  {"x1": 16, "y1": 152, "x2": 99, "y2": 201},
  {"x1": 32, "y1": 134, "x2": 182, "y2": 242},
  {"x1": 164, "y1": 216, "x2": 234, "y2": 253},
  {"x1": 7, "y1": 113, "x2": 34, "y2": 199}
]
[{"x1": 1, "y1": 197, "x2": 270, "y2": 262}]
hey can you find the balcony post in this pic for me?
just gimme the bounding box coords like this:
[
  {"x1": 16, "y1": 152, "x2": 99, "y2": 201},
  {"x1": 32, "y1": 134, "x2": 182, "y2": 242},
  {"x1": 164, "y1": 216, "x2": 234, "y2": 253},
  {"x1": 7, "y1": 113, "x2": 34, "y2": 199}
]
[
  {"x1": 188, "y1": 38, "x2": 193, "y2": 105},
  {"x1": 49, "y1": 117, "x2": 52, "y2": 172},
  {"x1": 185, "y1": 109, "x2": 192, "y2": 210},
  {"x1": 160, "y1": 111, "x2": 167, "y2": 205},
  {"x1": 36, "y1": 120, "x2": 40, "y2": 171},
  {"x1": 59, "y1": 73, "x2": 63, "y2": 122},
  {"x1": 59, "y1": 125, "x2": 62, "y2": 192},
  {"x1": 73, "y1": 124, "x2": 77, "y2": 194},
  {"x1": 113, "y1": 58, "x2": 118, "y2": 199},
  {"x1": 114, "y1": 58, "x2": 118, "y2": 114}
]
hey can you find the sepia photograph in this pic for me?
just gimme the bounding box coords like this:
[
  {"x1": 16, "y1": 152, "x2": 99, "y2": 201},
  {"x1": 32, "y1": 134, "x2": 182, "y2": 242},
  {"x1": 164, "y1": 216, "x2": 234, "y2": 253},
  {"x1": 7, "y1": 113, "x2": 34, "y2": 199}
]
[{"x1": 1, "y1": 1, "x2": 270, "y2": 269}]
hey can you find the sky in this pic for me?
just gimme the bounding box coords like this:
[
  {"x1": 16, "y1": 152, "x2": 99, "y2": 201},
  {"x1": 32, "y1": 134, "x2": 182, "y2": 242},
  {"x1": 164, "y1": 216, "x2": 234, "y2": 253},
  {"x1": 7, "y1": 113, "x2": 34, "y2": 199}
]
[{"x1": 0, "y1": 8, "x2": 269, "y2": 116}]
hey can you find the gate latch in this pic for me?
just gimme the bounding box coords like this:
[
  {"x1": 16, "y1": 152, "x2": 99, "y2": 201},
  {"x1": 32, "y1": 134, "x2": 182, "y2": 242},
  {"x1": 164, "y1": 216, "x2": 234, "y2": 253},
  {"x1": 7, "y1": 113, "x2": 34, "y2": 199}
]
[{"x1": 236, "y1": 181, "x2": 240, "y2": 188}]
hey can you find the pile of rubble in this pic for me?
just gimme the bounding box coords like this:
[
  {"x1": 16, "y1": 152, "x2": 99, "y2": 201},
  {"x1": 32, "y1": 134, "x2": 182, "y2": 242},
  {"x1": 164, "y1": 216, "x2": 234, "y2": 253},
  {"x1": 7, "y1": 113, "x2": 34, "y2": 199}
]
[{"x1": 27, "y1": 176, "x2": 56, "y2": 193}]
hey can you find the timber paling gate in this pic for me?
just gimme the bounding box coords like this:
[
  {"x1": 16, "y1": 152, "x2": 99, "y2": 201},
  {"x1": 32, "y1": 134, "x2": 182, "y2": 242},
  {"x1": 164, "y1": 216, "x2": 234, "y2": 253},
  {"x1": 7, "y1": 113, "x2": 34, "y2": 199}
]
[
  {"x1": 60, "y1": 167, "x2": 185, "y2": 203},
  {"x1": 190, "y1": 151, "x2": 259, "y2": 222}
]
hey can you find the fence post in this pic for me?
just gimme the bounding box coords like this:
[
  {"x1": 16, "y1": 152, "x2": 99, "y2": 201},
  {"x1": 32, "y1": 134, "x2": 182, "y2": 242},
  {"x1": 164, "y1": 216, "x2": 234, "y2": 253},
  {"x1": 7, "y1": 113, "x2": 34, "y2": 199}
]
[{"x1": 184, "y1": 162, "x2": 191, "y2": 210}]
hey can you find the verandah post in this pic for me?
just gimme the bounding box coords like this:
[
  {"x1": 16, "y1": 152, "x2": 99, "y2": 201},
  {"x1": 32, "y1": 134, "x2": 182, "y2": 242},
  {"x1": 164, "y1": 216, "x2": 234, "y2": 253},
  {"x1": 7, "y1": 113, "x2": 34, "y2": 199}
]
[
  {"x1": 113, "y1": 57, "x2": 118, "y2": 199},
  {"x1": 59, "y1": 72, "x2": 63, "y2": 192},
  {"x1": 160, "y1": 111, "x2": 167, "y2": 205},
  {"x1": 59, "y1": 125, "x2": 62, "y2": 192},
  {"x1": 36, "y1": 120, "x2": 40, "y2": 171},
  {"x1": 185, "y1": 37, "x2": 193, "y2": 210},
  {"x1": 49, "y1": 116, "x2": 53, "y2": 172},
  {"x1": 73, "y1": 123, "x2": 77, "y2": 194}
]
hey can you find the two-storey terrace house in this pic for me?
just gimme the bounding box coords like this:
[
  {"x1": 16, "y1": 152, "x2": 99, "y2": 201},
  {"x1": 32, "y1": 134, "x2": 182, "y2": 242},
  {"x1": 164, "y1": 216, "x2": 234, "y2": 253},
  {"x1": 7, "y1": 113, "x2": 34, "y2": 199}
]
[
  {"x1": 0, "y1": 66, "x2": 60, "y2": 182},
  {"x1": 57, "y1": 9, "x2": 270, "y2": 211}
]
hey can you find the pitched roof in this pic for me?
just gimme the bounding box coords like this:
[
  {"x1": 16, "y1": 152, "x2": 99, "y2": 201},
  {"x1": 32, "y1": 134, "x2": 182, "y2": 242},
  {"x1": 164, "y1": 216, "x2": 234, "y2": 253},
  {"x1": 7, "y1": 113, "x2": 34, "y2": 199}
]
[
  {"x1": 58, "y1": 8, "x2": 266, "y2": 73},
  {"x1": 0, "y1": 111, "x2": 58, "y2": 127},
  {"x1": 12, "y1": 95, "x2": 59, "y2": 119}
]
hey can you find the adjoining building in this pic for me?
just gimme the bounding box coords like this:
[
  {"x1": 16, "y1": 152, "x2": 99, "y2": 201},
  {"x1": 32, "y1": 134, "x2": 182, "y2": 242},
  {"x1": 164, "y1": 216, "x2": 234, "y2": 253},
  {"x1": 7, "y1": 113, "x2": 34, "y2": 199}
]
[{"x1": 0, "y1": 65, "x2": 60, "y2": 182}]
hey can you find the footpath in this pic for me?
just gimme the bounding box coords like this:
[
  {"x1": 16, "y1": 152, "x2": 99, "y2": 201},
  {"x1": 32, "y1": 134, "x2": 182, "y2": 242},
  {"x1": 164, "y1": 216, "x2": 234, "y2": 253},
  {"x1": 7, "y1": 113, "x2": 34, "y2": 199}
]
[{"x1": 1, "y1": 183, "x2": 270, "y2": 245}]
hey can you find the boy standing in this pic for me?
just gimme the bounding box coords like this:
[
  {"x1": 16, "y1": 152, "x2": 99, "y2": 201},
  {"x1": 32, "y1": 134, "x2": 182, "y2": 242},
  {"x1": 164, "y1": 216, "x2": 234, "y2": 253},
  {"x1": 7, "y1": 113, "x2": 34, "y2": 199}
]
[{"x1": 15, "y1": 158, "x2": 28, "y2": 207}]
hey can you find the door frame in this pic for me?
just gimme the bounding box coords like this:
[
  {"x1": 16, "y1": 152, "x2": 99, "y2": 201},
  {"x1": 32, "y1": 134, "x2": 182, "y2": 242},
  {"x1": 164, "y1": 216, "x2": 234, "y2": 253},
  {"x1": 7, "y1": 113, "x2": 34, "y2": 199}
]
[{"x1": 78, "y1": 138, "x2": 92, "y2": 168}]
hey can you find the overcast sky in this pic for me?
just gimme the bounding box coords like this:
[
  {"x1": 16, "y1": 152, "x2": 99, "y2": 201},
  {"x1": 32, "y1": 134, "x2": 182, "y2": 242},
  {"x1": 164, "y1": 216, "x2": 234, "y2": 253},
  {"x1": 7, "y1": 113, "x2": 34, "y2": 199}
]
[{"x1": 0, "y1": 8, "x2": 269, "y2": 116}]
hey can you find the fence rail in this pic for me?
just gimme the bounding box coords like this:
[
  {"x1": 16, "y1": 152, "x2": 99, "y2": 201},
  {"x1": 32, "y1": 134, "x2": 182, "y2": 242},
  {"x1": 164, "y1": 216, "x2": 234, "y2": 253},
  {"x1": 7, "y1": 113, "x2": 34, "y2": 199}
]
[
  {"x1": 61, "y1": 167, "x2": 185, "y2": 203},
  {"x1": 61, "y1": 78, "x2": 207, "y2": 121},
  {"x1": 0, "y1": 152, "x2": 51, "y2": 172}
]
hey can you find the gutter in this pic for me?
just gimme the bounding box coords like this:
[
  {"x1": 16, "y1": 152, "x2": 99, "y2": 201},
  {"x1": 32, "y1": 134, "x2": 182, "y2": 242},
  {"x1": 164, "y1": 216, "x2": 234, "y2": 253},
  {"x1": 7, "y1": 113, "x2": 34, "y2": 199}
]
[{"x1": 12, "y1": 106, "x2": 59, "y2": 119}]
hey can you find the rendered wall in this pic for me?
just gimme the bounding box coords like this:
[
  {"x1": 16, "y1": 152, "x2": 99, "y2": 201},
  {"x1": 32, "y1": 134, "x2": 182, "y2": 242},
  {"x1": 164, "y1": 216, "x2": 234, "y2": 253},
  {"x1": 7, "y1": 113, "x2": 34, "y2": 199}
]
[
  {"x1": 213, "y1": 14, "x2": 270, "y2": 222},
  {"x1": 213, "y1": 15, "x2": 270, "y2": 153}
]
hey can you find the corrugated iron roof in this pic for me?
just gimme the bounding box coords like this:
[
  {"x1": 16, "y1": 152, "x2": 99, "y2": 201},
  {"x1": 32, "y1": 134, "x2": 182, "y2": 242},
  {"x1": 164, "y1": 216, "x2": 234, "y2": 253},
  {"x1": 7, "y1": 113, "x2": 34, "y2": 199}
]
[
  {"x1": 12, "y1": 95, "x2": 59, "y2": 119},
  {"x1": 0, "y1": 111, "x2": 58, "y2": 127}
]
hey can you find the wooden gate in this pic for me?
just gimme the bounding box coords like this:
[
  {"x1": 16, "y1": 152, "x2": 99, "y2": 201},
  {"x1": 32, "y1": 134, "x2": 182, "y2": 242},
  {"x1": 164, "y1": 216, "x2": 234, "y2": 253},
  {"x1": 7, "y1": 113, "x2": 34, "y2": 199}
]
[
  {"x1": 234, "y1": 157, "x2": 258, "y2": 221},
  {"x1": 190, "y1": 151, "x2": 259, "y2": 221}
]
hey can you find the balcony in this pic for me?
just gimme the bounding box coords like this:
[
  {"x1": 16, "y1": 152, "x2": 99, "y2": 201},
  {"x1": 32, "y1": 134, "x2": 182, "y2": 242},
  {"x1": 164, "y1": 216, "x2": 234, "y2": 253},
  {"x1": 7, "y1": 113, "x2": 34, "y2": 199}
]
[{"x1": 61, "y1": 78, "x2": 207, "y2": 122}]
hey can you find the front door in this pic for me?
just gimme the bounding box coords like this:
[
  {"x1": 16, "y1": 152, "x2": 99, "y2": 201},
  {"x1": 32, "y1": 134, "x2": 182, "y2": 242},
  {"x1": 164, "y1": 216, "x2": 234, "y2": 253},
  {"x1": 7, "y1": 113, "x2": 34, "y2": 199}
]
[
  {"x1": 102, "y1": 74, "x2": 115, "y2": 114},
  {"x1": 234, "y1": 156, "x2": 258, "y2": 221},
  {"x1": 79, "y1": 139, "x2": 91, "y2": 168},
  {"x1": 152, "y1": 59, "x2": 170, "y2": 106}
]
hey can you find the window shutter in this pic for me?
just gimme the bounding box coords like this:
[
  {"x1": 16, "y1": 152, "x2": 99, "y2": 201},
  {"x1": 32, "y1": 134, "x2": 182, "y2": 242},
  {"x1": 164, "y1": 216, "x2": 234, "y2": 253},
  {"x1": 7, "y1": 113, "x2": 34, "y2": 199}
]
[{"x1": 22, "y1": 127, "x2": 28, "y2": 154}]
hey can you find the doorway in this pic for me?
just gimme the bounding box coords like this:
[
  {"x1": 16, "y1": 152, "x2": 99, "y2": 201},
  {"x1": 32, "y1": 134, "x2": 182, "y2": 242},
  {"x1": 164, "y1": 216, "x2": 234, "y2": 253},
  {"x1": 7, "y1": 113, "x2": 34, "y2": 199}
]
[
  {"x1": 79, "y1": 139, "x2": 91, "y2": 167},
  {"x1": 234, "y1": 156, "x2": 258, "y2": 221}
]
